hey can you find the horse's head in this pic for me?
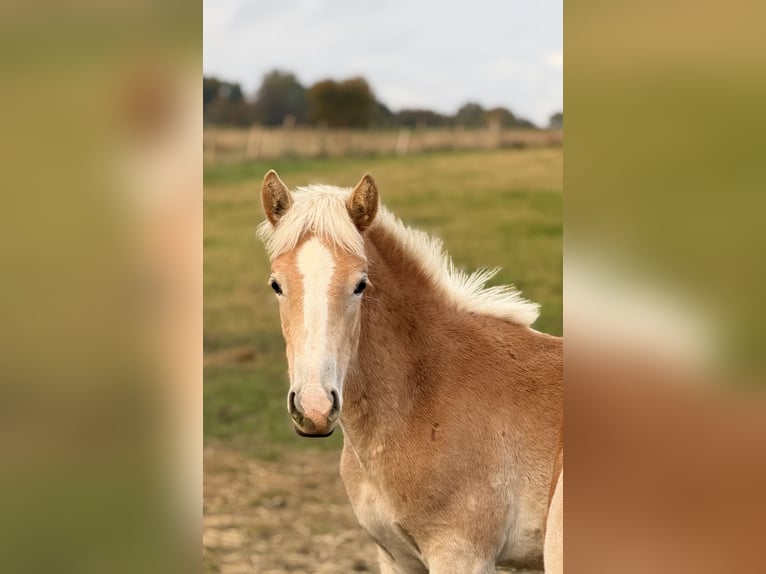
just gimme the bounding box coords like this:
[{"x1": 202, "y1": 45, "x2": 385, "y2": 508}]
[{"x1": 259, "y1": 170, "x2": 379, "y2": 437}]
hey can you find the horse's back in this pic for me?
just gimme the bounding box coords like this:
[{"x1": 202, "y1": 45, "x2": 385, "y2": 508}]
[{"x1": 452, "y1": 315, "x2": 563, "y2": 407}]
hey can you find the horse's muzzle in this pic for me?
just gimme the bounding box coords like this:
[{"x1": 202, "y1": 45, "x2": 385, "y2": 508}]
[{"x1": 288, "y1": 387, "x2": 340, "y2": 437}]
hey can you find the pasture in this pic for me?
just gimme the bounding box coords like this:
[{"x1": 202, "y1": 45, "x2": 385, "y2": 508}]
[{"x1": 203, "y1": 148, "x2": 562, "y2": 572}]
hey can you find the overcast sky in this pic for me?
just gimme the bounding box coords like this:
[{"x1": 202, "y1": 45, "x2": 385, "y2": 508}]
[{"x1": 204, "y1": 0, "x2": 562, "y2": 126}]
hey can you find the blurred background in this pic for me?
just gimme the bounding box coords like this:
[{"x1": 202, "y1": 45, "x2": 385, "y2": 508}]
[{"x1": 203, "y1": 1, "x2": 562, "y2": 572}]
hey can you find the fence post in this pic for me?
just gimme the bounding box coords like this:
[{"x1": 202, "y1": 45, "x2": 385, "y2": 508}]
[
  {"x1": 208, "y1": 126, "x2": 216, "y2": 162},
  {"x1": 488, "y1": 118, "x2": 501, "y2": 149},
  {"x1": 395, "y1": 128, "x2": 411, "y2": 155},
  {"x1": 245, "y1": 126, "x2": 260, "y2": 159},
  {"x1": 317, "y1": 124, "x2": 327, "y2": 157}
]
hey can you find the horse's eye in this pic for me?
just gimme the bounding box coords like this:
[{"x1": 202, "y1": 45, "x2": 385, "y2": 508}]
[
  {"x1": 270, "y1": 279, "x2": 282, "y2": 295},
  {"x1": 353, "y1": 279, "x2": 367, "y2": 295}
]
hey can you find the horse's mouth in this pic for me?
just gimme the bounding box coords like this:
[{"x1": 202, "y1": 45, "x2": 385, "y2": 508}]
[
  {"x1": 293, "y1": 425, "x2": 335, "y2": 438},
  {"x1": 290, "y1": 408, "x2": 338, "y2": 438}
]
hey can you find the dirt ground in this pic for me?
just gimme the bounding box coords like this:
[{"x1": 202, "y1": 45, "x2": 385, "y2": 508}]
[
  {"x1": 204, "y1": 444, "x2": 542, "y2": 574},
  {"x1": 204, "y1": 444, "x2": 378, "y2": 574}
]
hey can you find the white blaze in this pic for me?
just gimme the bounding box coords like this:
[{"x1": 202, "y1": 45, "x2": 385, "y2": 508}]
[{"x1": 296, "y1": 238, "x2": 336, "y2": 390}]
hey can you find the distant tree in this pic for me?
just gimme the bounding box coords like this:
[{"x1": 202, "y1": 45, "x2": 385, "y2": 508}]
[
  {"x1": 484, "y1": 107, "x2": 519, "y2": 128},
  {"x1": 395, "y1": 109, "x2": 452, "y2": 128},
  {"x1": 206, "y1": 99, "x2": 254, "y2": 126},
  {"x1": 549, "y1": 111, "x2": 563, "y2": 129},
  {"x1": 253, "y1": 70, "x2": 308, "y2": 126},
  {"x1": 204, "y1": 71, "x2": 548, "y2": 132},
  {"x1": 307, "y1": 80, "x2": 339, "y2": 125},
  {"x1": 373, "y1": 100, "x2": 395, "y2": 128},
  {"x1": 203, "y1": 77, "x2": 222, "y2": 111},
  {"x1": 308, "y1": 77, "x2": 377, "y2": 128},
  {"x1": 515, "y1": 117, "x2": 538, "y2": 129},
  {"x1": 220, "y1": 83, "x2": 244, "y2": 103},
  {"x1": 454, "y1": 102, "x2": 486, "y2": 128},
  {"x1": 203, "y1": 76, "x2": 253, "y2": 126}
]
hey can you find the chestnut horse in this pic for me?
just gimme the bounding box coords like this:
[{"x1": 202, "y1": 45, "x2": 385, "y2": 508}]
[{"x1": 258, "y1": 171, "x2": 563, "y2": 573}]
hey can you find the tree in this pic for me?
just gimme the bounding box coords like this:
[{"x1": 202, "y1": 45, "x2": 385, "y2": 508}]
[
  {"x1": 204, "y1": 70, "x2": 549, "y2": 131},
  {"x1": 395, "y1": 109, "x2": 452, "y2": 128},
  {"x1": 373, "y1": 100, "x2": 395, "y2": 128},
  {"x1": 454, "y1": 102, "x2": 486, "y2": 128},
  {"x1": 515, "y1": 117, "x2": 538, "y2": 129},
  {"x1": 484, "y1": 107, "x2": 519, "y2": 128},
  {"x1": 203, "y1": 77, "x2": 222, "y2": 111},
  {"x1": 252, "y1": 70, "x2": 308, "y2": 126},
  {"x1": 203, "y1": 77, "x2": 253, "y2": 126},
  {"x1": 308, "y1": 77, "x2": 377, "y2": 128}
]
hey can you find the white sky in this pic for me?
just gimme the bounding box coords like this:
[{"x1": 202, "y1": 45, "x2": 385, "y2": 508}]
[{"x1": 204, "y1": 0, "x2": 562, "y2": 126}]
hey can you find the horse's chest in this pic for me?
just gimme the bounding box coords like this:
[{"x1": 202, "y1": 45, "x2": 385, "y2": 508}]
[{"x1": 348, "y1": 477, "x2": 423, "y2": 564}]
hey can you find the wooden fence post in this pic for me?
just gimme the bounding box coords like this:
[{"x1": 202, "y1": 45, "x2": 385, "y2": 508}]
[
  {"x1": 245, "y1": 126, "x2": 260, "y2": 159},
  {"x1": 208, "y1": 126, "x2": 216, "y2": 162},
  {"x1": 395, "y1": 128, "x2": 411, "y2": 155},
  {"x1": 488, "y1": 118, "x2": 501, "y2": 149}
]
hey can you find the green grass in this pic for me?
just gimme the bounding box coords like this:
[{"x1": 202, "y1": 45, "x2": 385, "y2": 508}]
[{"x1": 204, "y1": 149, "x2": 562, "y2": 458}]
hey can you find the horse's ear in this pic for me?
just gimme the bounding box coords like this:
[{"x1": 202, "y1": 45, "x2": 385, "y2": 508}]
[
  {"x1": 261, "y1": 170, "x2": 292, "y2": 226},
  {"x1": 347, "y1": 174, "x2": 379, "y2": 232}
]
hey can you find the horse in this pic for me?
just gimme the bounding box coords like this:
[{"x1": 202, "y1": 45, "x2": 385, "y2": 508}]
[{"x1": 257, "y1": 170, "x2": 563, "y2": 573}]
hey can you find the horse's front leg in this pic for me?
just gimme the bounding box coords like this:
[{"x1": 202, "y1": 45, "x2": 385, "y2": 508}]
[
  {"x1": 376, "y1": 547, "x2": 427, "y2": 574},
  {"x1": 427, "y1": 553, "x2": 496, "y2": 574},
  {"x1": 544, "y1": 468, "x2": 564, "y2": 574}
]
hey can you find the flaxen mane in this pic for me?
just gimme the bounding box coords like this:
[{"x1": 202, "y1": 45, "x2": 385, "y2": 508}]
[{"x1": 257, "y1": 184, "x2": 540, "y2": 326}]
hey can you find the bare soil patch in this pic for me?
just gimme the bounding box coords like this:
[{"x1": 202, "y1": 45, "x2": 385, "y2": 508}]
[{"x1": 204, "y1": 444, "x2": 378, "y2": 573}]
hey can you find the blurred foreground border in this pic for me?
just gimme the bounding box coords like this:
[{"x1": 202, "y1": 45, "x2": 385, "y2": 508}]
[
  {"x1": 566, "y1": 0, "x2": 766, "y2": 572},
  {"x1": 1, "y1": 1, "x2": 200, "y2": 573}
]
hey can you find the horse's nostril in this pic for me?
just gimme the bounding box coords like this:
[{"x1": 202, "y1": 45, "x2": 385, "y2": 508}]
[
  {"x1": 330, "y1": 389, "x2": 340, "y2": 412},
  {"x1": 288, "y1": 391, "x2": 298, "y2": 413}
]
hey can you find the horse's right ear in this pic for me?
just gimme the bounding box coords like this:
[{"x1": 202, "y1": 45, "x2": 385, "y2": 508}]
[{"x1": 261, "y1": 170, "x2": 292, "y2": 227}]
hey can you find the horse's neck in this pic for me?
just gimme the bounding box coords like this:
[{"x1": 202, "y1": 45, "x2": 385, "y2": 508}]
[{"x1": 342, "y1": 227, "x2": 441, "y2": 450}]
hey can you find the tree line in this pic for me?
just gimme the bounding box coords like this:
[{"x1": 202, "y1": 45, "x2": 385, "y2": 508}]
[{"x1": 204, "y1": 70, "x2": 562, "y2": 130}]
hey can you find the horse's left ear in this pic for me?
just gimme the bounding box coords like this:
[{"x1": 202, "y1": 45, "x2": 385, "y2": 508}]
[{"x1": 347, "y1": 174, "x2": 379, "y2": 232}]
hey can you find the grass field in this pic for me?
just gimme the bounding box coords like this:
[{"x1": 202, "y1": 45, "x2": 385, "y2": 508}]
[{"x1": 204, "y1": 148, "x2": 562, "y2": 459}]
